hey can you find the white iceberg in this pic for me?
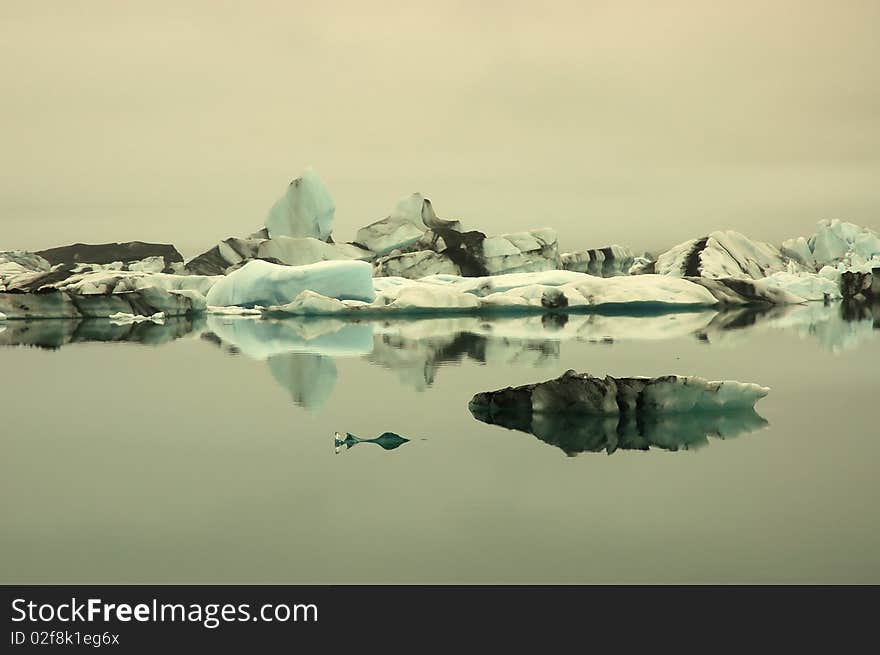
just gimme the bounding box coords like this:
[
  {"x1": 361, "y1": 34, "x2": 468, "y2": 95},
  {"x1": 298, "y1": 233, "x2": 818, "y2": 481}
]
[
  {"x1": 782, "y1": 219, "x2": 880, "y2": 273},
  {"x1": 656, "y1": 230, "x2": 787, "y2": 279},
  {"x1": 205, "y1": 259, "x2": 376, "y2": 308},
  {"x1": 256, "y1": 236, "x2": 371, "y2": 267},
  {"x1": 561, "y1": 245, "x2": 634, "y2": 277},
  {"x1": 265, "y1": 168, "x2": 335, "y2": 241}
]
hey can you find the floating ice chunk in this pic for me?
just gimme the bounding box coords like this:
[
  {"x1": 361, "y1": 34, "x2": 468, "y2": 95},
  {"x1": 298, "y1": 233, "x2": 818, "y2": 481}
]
[
  {"x1": 205, "y1": 259, "x2": 376, "y2": 308},
  {"x1": 470, "y1": 370, "x2": 769, "y2": 417},
  {"x1": 265, "y1": 168, "x2": 335, "y2": 241},
  {"x1": 758, "y1": 271, "x2": 841, "y2": 301}
]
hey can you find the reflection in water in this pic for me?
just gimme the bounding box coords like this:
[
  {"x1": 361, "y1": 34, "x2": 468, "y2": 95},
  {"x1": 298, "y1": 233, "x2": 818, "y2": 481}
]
[
  {"x1": 269, "y1": 354, "x2": 338, "y2": 410},
  {"x1": 469, "y1": 403, "x2": 769, "y2": 456},
  {"x1": 699, "y1": 300, "x2": 879, "y2": 353},
  {"x1": 369, "y1": 328, "x2": 558, "y2": 391},
  {"x1": 334, "y1": 431, "x2": 411, "y2": 454},
  {"x1": 0, "y1": 314, "x2": 205, "y2": 349},
  {"x1": 205, "y1": 315, "x2": 372, "y2": 411},
  {"x1": 1, "y1": 301, "x2": 877, "y2": 411}
]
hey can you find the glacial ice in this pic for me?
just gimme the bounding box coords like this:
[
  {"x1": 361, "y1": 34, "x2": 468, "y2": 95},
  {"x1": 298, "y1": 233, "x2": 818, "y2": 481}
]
[
  {"x1": 256, "y1": 237, "x2": 371, "y2": 267},
  {"x1": 372, "y1": 227, "x2": 560, "y2": 278},
  {"x1": 470, "y1": 370, "x2": 769, "y2": 417},
  {"x1": 265, "y1": 168, "x2": 335, "y2": 241},
  {"x1": 205, "y1": 259, "x2": 376, "y2": 308},
  {"x1": 260, "y1": 270, "x2": 724, "y2": 316},
  {"x1": 34, "y1": 242, "x2": 184, "y2": 273},
  {"x1": 0, "y1": 286, "x2": 206, "y2": 320},
  {"x1": 561, "y1": 245, "x2": 635, "y2": 277},
  {"x1": 656, "y1": 230, "x2": 788, "y2": 280},
  {"x1": 782, "y1": 219, "x2": 880, "y2": 273}
]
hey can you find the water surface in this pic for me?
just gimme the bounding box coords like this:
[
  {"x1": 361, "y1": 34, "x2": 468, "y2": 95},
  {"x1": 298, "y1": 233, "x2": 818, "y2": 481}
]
[{"x1": 2, "y1": 303, "x2": 878, "y2": 583}]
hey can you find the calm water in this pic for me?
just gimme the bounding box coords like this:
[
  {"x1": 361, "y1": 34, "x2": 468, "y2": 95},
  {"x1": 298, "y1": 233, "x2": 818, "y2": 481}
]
[{"x1": 2, "y1": 303, "x2": 878, "y2": 583}]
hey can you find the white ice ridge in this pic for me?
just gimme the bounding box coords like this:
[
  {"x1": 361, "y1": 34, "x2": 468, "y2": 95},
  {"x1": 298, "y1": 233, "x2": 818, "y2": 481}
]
[
  {"x1": 254, "y1": 270, "x2": 717, "y2": 315},
  {"x1": 205, "y1": 259, "x2": 376, "y2": 308},
  {"x1": 201, "y1": 261, "x2": 846, "y2": 316}
]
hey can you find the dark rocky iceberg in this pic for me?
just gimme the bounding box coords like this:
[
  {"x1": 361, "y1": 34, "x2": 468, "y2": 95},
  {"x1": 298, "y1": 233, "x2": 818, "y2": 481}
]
[
  {"x1": 469, "y1": 370, "x2": 770, "y2": 455},
  {"x1": 35, "y1": 241, "x2": 183, "y2": 272}
]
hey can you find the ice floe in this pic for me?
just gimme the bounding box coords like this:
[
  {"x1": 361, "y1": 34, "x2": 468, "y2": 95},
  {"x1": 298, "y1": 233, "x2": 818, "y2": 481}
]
[{"x1": 205, "y1": 259, "x2": 376, "y2": 308}]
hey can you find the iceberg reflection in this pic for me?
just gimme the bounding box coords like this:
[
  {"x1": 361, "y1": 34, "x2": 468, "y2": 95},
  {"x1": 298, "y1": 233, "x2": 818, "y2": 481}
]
[
  {"x1": 469, "y1": 405, "x2": 769, "y2": 457},
  {"x1": 0, "y1": 314, "x2": 205, "y2": 349}
]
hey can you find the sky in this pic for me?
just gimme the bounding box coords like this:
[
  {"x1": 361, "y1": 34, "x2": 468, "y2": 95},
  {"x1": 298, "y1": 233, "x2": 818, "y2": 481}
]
[{"x1": 2, "y1": 0, "x2": 879, "y2": 257}]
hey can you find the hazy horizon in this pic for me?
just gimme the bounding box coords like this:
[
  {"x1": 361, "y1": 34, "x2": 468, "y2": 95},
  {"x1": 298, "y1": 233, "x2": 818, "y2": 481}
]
[{"x1": 2, "y1": 1, "x2": 879, "y2": 258}]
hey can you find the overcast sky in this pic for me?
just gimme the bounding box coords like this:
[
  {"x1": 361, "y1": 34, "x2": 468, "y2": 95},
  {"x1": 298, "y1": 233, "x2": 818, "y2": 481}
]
[{"x1": 2, "y1": 0, "x2": 878, "y2": 257}]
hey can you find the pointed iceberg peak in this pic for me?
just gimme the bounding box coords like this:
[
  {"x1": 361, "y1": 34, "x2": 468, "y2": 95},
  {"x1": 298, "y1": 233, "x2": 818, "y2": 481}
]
[
  {"x1": 265, "y1": 167, "x2": 336, "y2": 242},
  {"x1": 391, "y1": 192, "x2": 461, "y2": 231}
]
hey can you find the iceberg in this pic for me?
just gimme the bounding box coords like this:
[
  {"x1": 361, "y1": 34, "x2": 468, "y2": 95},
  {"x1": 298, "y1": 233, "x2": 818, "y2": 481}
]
[
  {"x1": 205, "y1": 259, "x2": 376, "y2": 308},
  {"x1": 256, "y1": 237, "x2": 371, "y2": 267},
  {"x1": 372, "y1": 227, "x2": 560, "y2": 278},
  {"x1": 266, "y1": 270, "x2": 730, "y2": 316},
  {"x1": 0, "y1": 286, "x2": 205, "y2": 320},
  {"x1": 656, "y1": 230, "x2": 787, "y2": 280},
  {"x1": 469, "y1": 370, "x2": 769, "y2": 417},
  {"x1": 561, "y1": 245, "x2": 634, "y2": 277},
  {"x1": 184, "y1": 237, "x2": 264, "y2": 276},
  {"x1": 33, "y1": 241, "x2": 184, "y2": 273},
  {"x1": 265, "y1": 168, "x2": 335, "y2": 241},
  {"x1": 469, "y1": 370, "x2": 770, "y2": 455},
  {"x1": 782, "y1": 219, "x2": 880, "y2": 272}
]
